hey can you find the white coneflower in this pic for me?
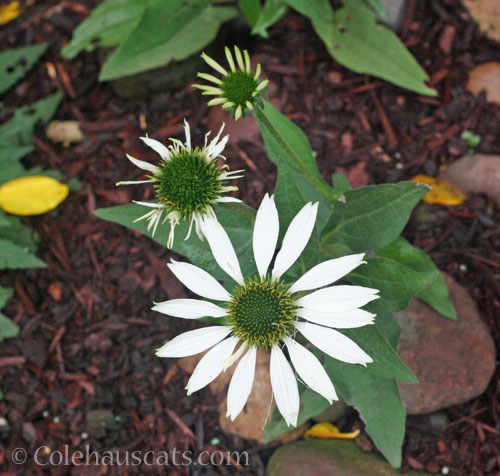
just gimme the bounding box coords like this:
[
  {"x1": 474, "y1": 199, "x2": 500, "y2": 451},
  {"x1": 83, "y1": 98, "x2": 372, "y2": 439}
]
[
  {"x1": 117, "y1": 120, "x2": 243, "y2": 247},
  {"x1": 154, "y1": 195, "x2": 379, "y2": 426},
  {"x1": 194, "y1": 45, "x2": 270, "y2": 120}
]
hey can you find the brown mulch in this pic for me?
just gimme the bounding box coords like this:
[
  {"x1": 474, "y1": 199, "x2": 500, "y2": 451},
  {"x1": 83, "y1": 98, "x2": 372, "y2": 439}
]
[{"x1": 0, "y1": 0, "x2": 499, "y2": 475}]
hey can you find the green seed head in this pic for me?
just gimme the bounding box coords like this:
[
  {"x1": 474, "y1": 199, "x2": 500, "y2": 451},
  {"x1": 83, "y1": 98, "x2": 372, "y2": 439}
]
[
  {"x1": 228, "y1": 278, "x2": 296, "y2": 348},
  {"x1": 153, "y1": 149, "x2": 223, "y2": 219},
  {"x1": 222, "y1": 70, "x2": 258, "y2": 108}
]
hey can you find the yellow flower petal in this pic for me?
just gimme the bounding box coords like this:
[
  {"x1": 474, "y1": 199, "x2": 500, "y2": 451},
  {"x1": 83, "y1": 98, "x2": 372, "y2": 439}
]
[
  {"x1": 304, "y1": 422, "x2": 360, "y2": 440},
  {"x1": 0, "y1": 175, "x2": 69, "y2": 216},
  {"x1": 411, "y1": 174, "x2": 467, "y2": 206},
  {"x1": 0, "y1": 0, "x2": 34, "y2": 25}
]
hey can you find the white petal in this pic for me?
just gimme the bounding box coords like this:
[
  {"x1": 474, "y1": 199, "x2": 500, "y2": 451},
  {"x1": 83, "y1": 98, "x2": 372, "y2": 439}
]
[
  {"x1": 284, "y1": 337, "x2": 337, "y2": 403},
  {"x1": 132, "y1": 200, "x2": 163, "y2": 208},
  {"x1": 296, "y1": 308, "x2": 376, "y2": 328},
  {"x1": 216, "y1": 197, "x2": 242, "y2": 203},
  {"x1": 186, "y1": 336, "x2": 239, "y2": 395},
  {"x1": 295, "y1": 322, "x2": 372, "y2": 365},
  {"x1": 270, "y1": 345, "x2": 299, "y2": 427},
  {"x1": 152, "y1": 299, "x2": 228, "y2": 319},
  {"x1": 156, "y1": 326, "x2": 231, "y2": 358},
  {"x1": 140, "y1": 137, "x2": 170, "y2": 160},
  {"x1": 272, "y1": 202, "x2": 318, "y2": 281},
  {"x1": 226, "y1": 346, "x2": 257, "y2": 420},
  {"x1": 126, "y1": 154, "x2": 159, "y2": 174},
  {"x1": 201, "y1": 52, "x2": 228, "y2": 76},
  {"x1": 289, "y1": 254, "x2": 366, "y2": 294},
  {"x1": 201, "y1": 217, "x2": 244, "y2": 285},
  {"x1": 167, "y1": 260, "x2": 231, "y2": 301},
  {"x1": 253, "y1": 194, "x2": 279, "y2": 279},
  {"x1": 296, "y1": 285, "x2": 379, "y2": 312},
  {"x1": 183, "y1": 119, "x2": 191, "y2": 152},
  {"x1": 116, "y1": 180, "x2": 152, "y2": 185}
]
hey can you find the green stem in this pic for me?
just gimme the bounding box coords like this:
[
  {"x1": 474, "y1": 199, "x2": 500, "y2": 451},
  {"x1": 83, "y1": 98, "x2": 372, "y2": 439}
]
[{"x1": 253, "y1": 106, "x2": 336, "y2": 201}]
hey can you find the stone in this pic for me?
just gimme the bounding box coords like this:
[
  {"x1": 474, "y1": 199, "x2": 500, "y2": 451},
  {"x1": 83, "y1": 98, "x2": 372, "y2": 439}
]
[
  {"x1": 462, "y1": 0, "x2": 500, "y2": 42},
  {"x1": 266, "y1": 440, "x2": 437, "y2": 476},
  {"x1": 466, "y1": 62, "x2": 500, "y2": 105},
  {"x1": 439, "y1": 154, "x2": 500, "y2": 207},
  {"x1": 46, "y1": 121, "x2": 83, "y2": 147},
  {"x1": 177, "y1": 350, "x2": 307, "y2": 443},
  {"x1": 397, "y1": 274, "x2": 495, "y2": 415},
  {"x1": 380, "y1": 0, "x2": 407, "y2": 31}
]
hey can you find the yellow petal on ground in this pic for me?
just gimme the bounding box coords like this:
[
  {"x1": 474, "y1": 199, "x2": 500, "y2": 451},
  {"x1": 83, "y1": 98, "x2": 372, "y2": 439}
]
[
  {"x1": 0, "y1": 175, "x2": 69, "y2": 216},
  {"x1": 0, "y1": 0, "x2": 34, "y2": 24},
  {"x1": 411, "y1": 174, "x2": 467, "y2": 206},
  {"x1": 304, "y1": 422, "x2": 360, "y2": 440}
]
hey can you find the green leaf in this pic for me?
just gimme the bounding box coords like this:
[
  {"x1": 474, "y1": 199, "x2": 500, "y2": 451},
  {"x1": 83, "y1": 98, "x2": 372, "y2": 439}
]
[
  {"x1": 0, "y1": 93, "x2": 62, "y2": 147},
  {"x1": 0, "y1": 214, "x2": 39, "y2": 253},
  {"x1": 0, "y1": 145, "x2": 33, "y2": 163},
  {"x1": 0, "y1": 43, "x2": 47, "y2": 94},
  {"x1": 94, "y1": 202, "x2": 256, "y2": 279},
  {"x1": 0, "y1": 286, "x2": 11, "y2": 309},
  {"x1": 251, "y1": 0, "x2": 288, "y2": 38},
  {"x1": 99, "y1": 0, "x2": 237, "y2": 80},
  {"x1": 0, "y1": 238, "x2": 45, "y2": 269},
  {"x1": 376, "y1": 237, "x2": 456, "y2": 319},
  {"x1": 356, "y1": 0, "x2": 387, "y2": 21},
  {"x1": 321, "y1": 182, "x2": 428, "y2": 252},
  {"x1": 239, "y1": 0, "x2": 261, "y2": 26},
  {"x1": 348, "y1": 257, "x2": 436, "y2": 311},
  {"x1": 331, "y1": 172, "x2": 352, "y2": 193},
  {"x1": 0, "y1": 313, "x2": 19, "y2": 342},
  {"x1": 284, "y1": 0, "x2": 436, "y2": 96},
  {"x1": 62, "y1": 0, "x2": 149, "y2": 59},
  {"x1": 263, "y1": 385, "x2": 329, "y2": 443},
  {"x1": 0, "y1": 210, "x2": 11, "y2": 227},
  {"x1": 325, "y1": 359, "x2": 406, "y2": 467},
  {"x1": 0, "y1": 161, "x2": 24, "y2": 186}
]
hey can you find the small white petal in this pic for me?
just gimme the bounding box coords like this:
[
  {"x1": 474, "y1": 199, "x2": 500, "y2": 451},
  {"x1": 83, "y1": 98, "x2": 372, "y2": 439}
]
[
  {"x1": 186, "y1": 336, "x2": 239, "y2": 395},
  {"x1": 116, "y1": 179, "x2": 153, "y2": 186},
  {"x1": 126, "y1": 154, "x2": 159, "y2": 174},
  {"x1": 243, "y1": 49, "x2": 251, "y2": 72},
  {"x1": 140, "y1": 137, "x2": 170, "y2": 160},
  {"x1": 152, "y1": 299, "x2": 228, "y2": 319},
  {"x1": 296, "y1": 308, "x2": 376, "y2": 329},
  {"x1": 234, "y1": 46, "x2": 245, "y2": 71},
  {"x1": 285, "y1": 337, "x2": 337, "y2": 403},
  {"x1": 289, "y1": 254, "x2": 366, "y2": 294},
  {"x1": 296, "y1": 285, "x2": 379, "y2": 312},
  {"x1": 183, "y1": 119, "x2": 191, "y2": 152},
  {"x1": 167, "y1": 260, "x2": 231, "y2": 301},
  {"x1": 201, "y1": 217, "x2": 244, "y2": 285},
  {"x1": 256, "y1": 79, "x2": 269, "y2": 91},
  {"x1": 197, "y1": 72, "x2": 223, "y2": 85},
  {"x1": 226, "y1": 346, "x2": 257, "y2": 420},
  {"x1": 225, "y1": 46, "x2": 236, "y2": 72},
  {"x1": 270, "y1": 345, "x2": 300, "y2": 427},
  {"x1": 207, "y1": 97, "x2": 228, "y2": 106},
  {"x1": 272, "y1": 202, "x2": 318, "y2": 281},
  {"x1": 295, "y1": 322, "x2": 373, "y2": 365},
  {"x1": 132, "y1": 200, "x2": 163, "y2": 208},
  {"x1": 253, "y1": 194, "x2": 279, "y2": 279},
  {"x1": 156, "y1": 326, "x2": 231, "y2": 358},
  {"x1": 235, "y1": 105, "x2": 242, "y2": 121},
  {"x1": 216, "y1": 196, "x2": 242, "y2": 203},
  {"x1": 201, "y1": 52, "x2": 228, "y2": 76}
]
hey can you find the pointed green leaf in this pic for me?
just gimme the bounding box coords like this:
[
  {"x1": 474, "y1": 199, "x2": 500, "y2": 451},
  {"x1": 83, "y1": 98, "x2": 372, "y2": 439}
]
[{"x1": 0, "y1": 239, "x2": 45, "y2": 269}]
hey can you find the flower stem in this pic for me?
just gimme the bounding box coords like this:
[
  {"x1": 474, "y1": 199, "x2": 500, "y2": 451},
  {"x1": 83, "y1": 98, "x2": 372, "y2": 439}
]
[{"x1": 253, "y1": 105, "x2": 336, "y2": 201}]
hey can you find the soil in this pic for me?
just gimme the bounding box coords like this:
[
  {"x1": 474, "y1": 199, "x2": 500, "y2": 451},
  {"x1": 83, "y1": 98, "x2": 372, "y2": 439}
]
[{"x1": 0, "y1": 0, "x2": 499, "y2": 475}]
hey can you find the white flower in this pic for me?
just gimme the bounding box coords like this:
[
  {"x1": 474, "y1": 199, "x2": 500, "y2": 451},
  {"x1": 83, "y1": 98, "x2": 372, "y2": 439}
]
[
  {"x1": 154, "y1": 194, "x2": 379, "y2": 426},
  {"x1": 117, "y1": 120, "x2": 243, "y2": 247},
  {"x1": 194, "y1": 45, "x2": 270, "y2": 120}
]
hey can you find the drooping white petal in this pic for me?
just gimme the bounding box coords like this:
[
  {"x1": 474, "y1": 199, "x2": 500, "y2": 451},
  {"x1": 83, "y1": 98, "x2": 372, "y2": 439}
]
[
  {"x1": 156, "y1": 326, "x2": 232, "y2": 358},
  {"x1": 284, "y1": 337, "x2": 338, "y2": 403},
  {"x1": 201, "y1": 217, "x2": 244, "y2": 285},
  {"x1": 295, "y1": 322, "x2": 373, "y2": 365},
  {"x1": 167, "y1": 260, "x2": 231, "y2": 301},
  {"x1": 270, "y1": 345, "x2": 299, "y2": 427},
  {"x1": 226, "y1": 346, "x2": 257, "y2": 420},
  {"x1": 186, "y1": 336, "x2": 239, "y2": 395},
  {"x1": 289, "y1": 254, "x2": 366, "y2": 294},
  {"x1": 132, "y1": 200, "x2": 163, "y2": 208},
  {"x1": 126, "y1": 154, "x2": 159, "y2": 174},
  {"x1": 152, "y1": 299, "x2": 228, "y2": 319},
  {"x1": 272, "y1": 202, "x2": 318, "y2": 281},
  {"x1": 296, "y1": 285, "x2": 379, "y2": 312},
  {"x1": 216, "y1": 197, "x2": 242, "y2": 203},
  {"x1": 296, "y1": 308, "x2": 376, "y2": 329},
  {"x1": 253, "y1": 194, "x2": 279, "y2": 279},
  {"x1": 140, "y1": 137, "x2": 170, "y2": 160}
]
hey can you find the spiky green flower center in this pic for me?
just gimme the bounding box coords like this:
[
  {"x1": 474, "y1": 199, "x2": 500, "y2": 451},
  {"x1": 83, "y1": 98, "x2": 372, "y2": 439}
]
[
  {"x1": 228, "y1": 279, "x2": 296, "y2": 348},
  {"x1": 153, "y1": 150, "x2": 222, "y2": 218},
  {"x1": 222, "y1": 70, "x2": 258, "y2": 107}
]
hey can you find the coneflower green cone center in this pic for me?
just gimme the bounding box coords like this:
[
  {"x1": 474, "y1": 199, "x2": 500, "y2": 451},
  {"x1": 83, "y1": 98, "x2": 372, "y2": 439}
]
[
  {"x1": 222, "y1": 71, "x2": 258, "y2": 106},
  {"x1": 228, "y1": 279, "x2": 296, "y2": 348},
  {"x1": 154, "y1": 151, "x2": 222, "y2": 217}
]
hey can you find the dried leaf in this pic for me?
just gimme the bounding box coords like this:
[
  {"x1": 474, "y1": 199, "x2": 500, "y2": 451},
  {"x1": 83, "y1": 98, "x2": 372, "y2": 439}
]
[
  {"x1": 0, "y1": 175, "x2": 69, "y2": 216},
  {"x1": 463, "y1": 0, "x2": 500, "y2": 42},
  {"x1": 46, "y1": 121, "x2": 84, "y2": 147},
  {"x1": 467, "y1": 62, "x2": 500, "y2": 105},
  {"x1": 304, "y1": 422, "x2": 360, "y2": 440},
  {"x1": 411, "y1": 174, "x2": 466, "y2": 206}
]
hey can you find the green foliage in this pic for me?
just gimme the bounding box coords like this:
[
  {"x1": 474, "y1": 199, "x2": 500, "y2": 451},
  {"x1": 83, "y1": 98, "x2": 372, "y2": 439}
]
[
  {"x1": 0, "y1": 286, "x2": 19, "y2": 342},
  {"x1": 0, "y1": 43, "x2": 47, "y2": 94}
]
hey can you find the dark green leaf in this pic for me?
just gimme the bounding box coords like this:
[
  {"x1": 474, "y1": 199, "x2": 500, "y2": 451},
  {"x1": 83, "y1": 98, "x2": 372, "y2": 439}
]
[
  {"x1": 0, "y1": 239, "x2": 45, "y2": 269},
  {"x1": 0, "y1": 215, "x2": 39, "y2": 253},
  {"x1": 239, "y1": 0, "x2": 261, "y2": 26},
  {"x1": 251, "y1": 0, "x2": 288, "y2": 38},
  {"x1": 321, "y1": 182, "x2": 428, "y2": 252},
  {"x1": 376, "y1": 237, "x2": 456, "y2": 319},
  {"x1": 0, "y1": 43, "x2": 47, "y2": 94},
  {"x1": 0, "y1": 145, "x2": 33, "y2": 163}
]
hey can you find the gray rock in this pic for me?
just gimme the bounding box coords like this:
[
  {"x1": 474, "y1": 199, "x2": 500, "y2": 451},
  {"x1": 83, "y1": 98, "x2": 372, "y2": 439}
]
[
  {"x1": 266, "y1": 440, "x2": 437, "y2": 476},
  {"x1": 397, "y1": 274, "x2": 496, "y2": 415}
]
